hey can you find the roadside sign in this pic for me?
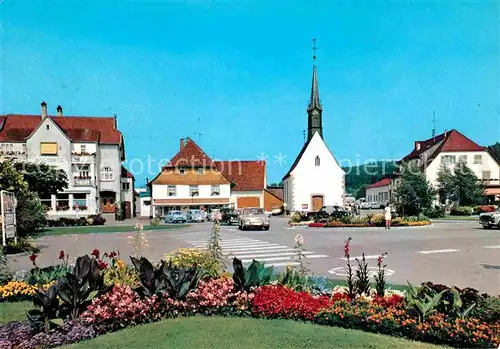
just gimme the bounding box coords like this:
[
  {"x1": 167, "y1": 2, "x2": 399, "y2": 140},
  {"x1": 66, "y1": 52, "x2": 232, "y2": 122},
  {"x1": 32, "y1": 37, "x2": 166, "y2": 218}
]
[{"x1": 1, "y1": 190, "x2": 17, "y2": 246}]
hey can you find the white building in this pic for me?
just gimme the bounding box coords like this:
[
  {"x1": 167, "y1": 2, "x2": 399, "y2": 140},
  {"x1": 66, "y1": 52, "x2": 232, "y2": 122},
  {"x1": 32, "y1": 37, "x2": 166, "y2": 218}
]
[
  {"x1": 365, "y1": 178, "x2": 391, "y2": 207},
  {"x1": 397, "y1": 129, "x2": 500, "y2": 202},
  {"x1": 0, "y1": 101, "x2": 134, "y2": 218},
  {"x1": 282, "y1": 58, "x2": 345, "y2": 212},
  {"x1": 150, "y1": 138, "x2": 281, "y2": 216}
]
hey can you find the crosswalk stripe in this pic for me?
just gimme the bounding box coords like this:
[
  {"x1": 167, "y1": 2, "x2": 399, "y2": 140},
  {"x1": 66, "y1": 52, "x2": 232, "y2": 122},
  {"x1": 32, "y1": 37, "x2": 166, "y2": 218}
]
[
  {"x1": 483, "y1": 245, "x2": 500, "y2": 249},
  {"x1": 196, "y1": 243, "x2": 278, "y2": 249},
  {"x1": 418, "y1": 249, "x2": 459, "y2": 254},
  {"x1": 338, "y1": 255, "x2": 382, "y2": 261},
  {"x1": 266, "y1": 262, "x2": 300, "y2": 267},
  {"x1": 187, "y1": 239, "x2": 256, "y2": 244},
  {"x1": 239, "y1": 255, "x2": 328, "y2": 263},
  {"x1": 228, "y1": 252, "x2": 313, "y2": 259},
  {"x1": 195, "y1": 241, "x2": 267, "y2": 247},
  {"x1": 223, "y1": 245, "x2": 288, "y2": 252}
]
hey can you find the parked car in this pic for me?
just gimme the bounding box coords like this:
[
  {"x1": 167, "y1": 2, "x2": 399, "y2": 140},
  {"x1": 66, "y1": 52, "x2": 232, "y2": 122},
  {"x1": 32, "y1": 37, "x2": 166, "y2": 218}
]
[
  {"x1": 186, "y1": 209, "x2": 205, "y2": 223},
  {"x1": 311, "y1": 205, "x2": 350, "y2": 222},
  {"x1": 369, "y1": 202, "x2": 383, "y2": 209},
  {"x1": 165, "y1": 210, "x2": 187, "y2": 223},
  {"x1": 479, "y1": 209, "x2": 500, "y2": 229},
  {"x1": 238, "y1": 207, "x2": 270, "y2": 230},
  {"x1": 220, "y1": 208, "x2": 239, "y2": 225}
]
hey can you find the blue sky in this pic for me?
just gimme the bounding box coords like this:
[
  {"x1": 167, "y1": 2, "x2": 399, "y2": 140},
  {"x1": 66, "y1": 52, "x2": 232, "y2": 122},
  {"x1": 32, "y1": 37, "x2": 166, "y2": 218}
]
[{"x1": 1, "y1": 1, "x2": 498, "y2": 186}]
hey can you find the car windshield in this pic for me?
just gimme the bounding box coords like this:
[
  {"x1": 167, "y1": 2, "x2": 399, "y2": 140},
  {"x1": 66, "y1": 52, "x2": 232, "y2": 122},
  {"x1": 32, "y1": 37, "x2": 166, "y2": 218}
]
[
  {"x1": 172, "y1": 211, "x2": 181, "y2": 215},
  {"x1": 191, "y1": 210, "x2": 201, "y2": 214},
  {"x1": 243, "y1": 208, "x2": 263, "y2": 215}
]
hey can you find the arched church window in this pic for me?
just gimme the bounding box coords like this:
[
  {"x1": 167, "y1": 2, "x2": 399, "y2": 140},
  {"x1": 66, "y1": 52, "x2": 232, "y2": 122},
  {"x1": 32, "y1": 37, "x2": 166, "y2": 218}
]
[{"x1": 315, "y1": 156, "x2": 320, "y2": 166}]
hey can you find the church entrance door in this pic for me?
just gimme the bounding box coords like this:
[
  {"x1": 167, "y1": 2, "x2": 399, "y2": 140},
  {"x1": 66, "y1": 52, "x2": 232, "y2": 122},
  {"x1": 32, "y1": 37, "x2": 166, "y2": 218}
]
[{"x1": 312, "y1": 195, "x2": 324, "y2": 211}]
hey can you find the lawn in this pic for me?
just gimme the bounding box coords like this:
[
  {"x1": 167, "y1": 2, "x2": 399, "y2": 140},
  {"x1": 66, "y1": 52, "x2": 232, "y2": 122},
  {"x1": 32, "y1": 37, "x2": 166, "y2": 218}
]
[
  {"x1": 0, "y1": 301, "x2": 31, "y2": 325},
  {"x1": 38, "y1": 224, "x2": 188, "y2": 236},
  {"x1": 63, "y1": 316, "x2": 442, "y2": 349}
]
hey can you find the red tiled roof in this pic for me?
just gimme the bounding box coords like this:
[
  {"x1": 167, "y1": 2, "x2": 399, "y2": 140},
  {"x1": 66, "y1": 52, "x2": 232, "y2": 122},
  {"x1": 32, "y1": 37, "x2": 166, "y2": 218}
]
[
  {"x1": 0, "y1": 114, "x2": 122, "y2": 144},
  {"x1": 267, "y1": 186, "x2": 284, "y2": 201},
  {"x1": 121, "y1": 166, "x2": 135, "y2": 179},
  {"x1": 214, "y1": 160, "x2": 266, "y2": 191},
  {"x1": 402, "y1": 129, "x2": 485, "y2": 162},
  {"x1": 167, "y1": 138, "x2": 214, "y2": 167},
  {"x1": 367, "y1": 177, "x2": 391, "y2": 189}
]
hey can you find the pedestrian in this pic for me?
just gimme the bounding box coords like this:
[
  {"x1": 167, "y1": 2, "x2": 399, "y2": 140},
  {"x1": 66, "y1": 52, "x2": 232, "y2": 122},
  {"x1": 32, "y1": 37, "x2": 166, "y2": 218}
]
[{"x1": 384, "y1": 203, "x2": 392, "y2": 229}]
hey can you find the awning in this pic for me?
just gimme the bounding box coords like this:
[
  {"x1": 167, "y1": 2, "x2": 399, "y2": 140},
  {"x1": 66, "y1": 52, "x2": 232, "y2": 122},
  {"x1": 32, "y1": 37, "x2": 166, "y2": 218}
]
[{"x1": 485, "y1": 188, "x2": 500, "y2": 196}]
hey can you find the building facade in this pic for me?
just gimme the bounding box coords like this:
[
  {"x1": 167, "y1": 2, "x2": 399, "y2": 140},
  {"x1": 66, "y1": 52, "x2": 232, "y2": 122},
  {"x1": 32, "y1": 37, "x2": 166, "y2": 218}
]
[
  {"x1": 365, "y1": 178, "x2": 391, "y2": 207},
  {"x1": 282, "y1": 56, "x2": 345, "y2": 212},
  {"x1": 151, "y1": 138, "x2": 281, "y2": 215},
  {"x1": 0, "y1": 102, "x2": 133, "y2": 218}
]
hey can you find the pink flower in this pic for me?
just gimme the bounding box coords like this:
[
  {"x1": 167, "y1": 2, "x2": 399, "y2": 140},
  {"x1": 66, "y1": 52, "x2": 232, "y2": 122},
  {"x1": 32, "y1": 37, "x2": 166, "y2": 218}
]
[
  {"x1": 344, "y1": 237, "x2": 352, "y2": 258},
  {"x1": 29, "y1": 253, "x2": 38, "y2": 266}
]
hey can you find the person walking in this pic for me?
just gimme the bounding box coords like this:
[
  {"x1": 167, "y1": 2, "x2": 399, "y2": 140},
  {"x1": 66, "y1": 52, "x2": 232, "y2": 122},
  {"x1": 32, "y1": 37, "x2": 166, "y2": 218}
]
[{"x1": 384, "y1": 203, "x2": 392, "y2": 229}]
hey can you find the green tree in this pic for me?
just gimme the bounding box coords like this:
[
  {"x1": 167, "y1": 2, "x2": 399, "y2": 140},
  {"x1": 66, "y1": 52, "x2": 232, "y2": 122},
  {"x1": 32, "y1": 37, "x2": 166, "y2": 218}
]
[
  {"x1": 452, "y1": 160, "x2": 484, "y2": 206},
  {"x1": 14, "y1": 162, "x2": 68, "y2": 199},
  {"x1": 394, "y1": 165, "x2": 435, "y2": 216},
  {"x1": 0, "y1": 160, "x2": 28, "y2": 194},
  {"x1": 436, "y1": 165, "x2": 455, "y2": 204},
  {"x1": 343, "y1": 161, "x2": 398, "y2": 199},
  {"x1": 487, "y1": 142, "x2": 500, "y2": 163}
]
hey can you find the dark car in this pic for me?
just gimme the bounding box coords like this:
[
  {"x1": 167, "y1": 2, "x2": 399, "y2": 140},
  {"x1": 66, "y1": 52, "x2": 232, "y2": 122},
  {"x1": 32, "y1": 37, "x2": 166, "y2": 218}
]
[
  {"x1": 220, "y1": 208, "x2": 239, "y2": 225},
  {"x1": 312, "y1": 205, "x2": 350, "y2": 222}
]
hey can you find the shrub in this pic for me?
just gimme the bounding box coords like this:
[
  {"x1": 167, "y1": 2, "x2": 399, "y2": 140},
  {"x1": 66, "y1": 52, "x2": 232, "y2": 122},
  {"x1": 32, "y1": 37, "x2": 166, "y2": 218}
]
[
  {"x1": 165, "y1": 248, "x2": 220, "y2": 278},
  {"x1": 290, "y1": 213, "x2": 302, "y2": 223},
  {"x1": 369, "y1": 214, "x2": 385, "y2": 225},
  {"x1": 474, "y1": 205, "x2": 497, "y2": 214},
  {"x1": 252, "y1": 285, "x2": 333, "y2": 321},
  {"x1": 150, "y1": 216, "x2": 161, "y2": 226},
  {"x1": 0, "y1": 249, "x2": 13, "y2": 284},
  {"x1": 24, "y1": 264, "x2": 72, "y2": 285},
  {"x1": 46, "y1": 217, "x2": 89, "y2": 227},
  {"x1": 3, "y1": 236, "x2": 40, "y2": 255},
  {"x1": 81, "y1": 285, "x2": 162, "y2": 333},
  {"x1": 87, "y1": 214, "x2": 106, "y2": 225},
  {"x1": 450, "y1": 206, "x2": 474, "y2": 216},
  {"x1": 16, "y1": 191, "x2": 47, "y2": 237},
  {"x1": 423, "y1": 206, "x2": 446, "y2": 218}
]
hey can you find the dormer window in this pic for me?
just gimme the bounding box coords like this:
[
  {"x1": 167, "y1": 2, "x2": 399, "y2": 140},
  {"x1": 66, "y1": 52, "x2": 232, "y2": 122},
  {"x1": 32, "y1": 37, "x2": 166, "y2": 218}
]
[
  {"x1": 179, "y1": 168, "x2": 186, "y2": 175},
  {"x1": 197, "y1": 168, "x2": 204, "y2": 175},
  {"x1": 315, "y1": 156, "x2": 320, "y2": 166}
]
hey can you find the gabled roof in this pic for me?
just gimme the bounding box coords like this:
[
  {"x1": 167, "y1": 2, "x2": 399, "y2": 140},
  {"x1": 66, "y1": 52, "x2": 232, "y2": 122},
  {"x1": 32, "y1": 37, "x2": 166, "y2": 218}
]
[
  {"x1": 282, "y1": 137, "x2": 312, "y2": 180},
  {"x1": 366, "y1": 177, "x2": 391, "y2": 189},
  {"x1": 402, "y1": 129, "x2": 485, "y2": 162},
  {"x1": 267, "y1": 186, "x2": 284, "y2": 201},
  {"x1": 167, "y1": 138, "x2": 214, "y2": 167},
  {"x1": 0, "y1": 114, "x2": 122, "y2": 144},
  {"x1": 214, "y1": 161, "x2": 266, "y2": 191}
]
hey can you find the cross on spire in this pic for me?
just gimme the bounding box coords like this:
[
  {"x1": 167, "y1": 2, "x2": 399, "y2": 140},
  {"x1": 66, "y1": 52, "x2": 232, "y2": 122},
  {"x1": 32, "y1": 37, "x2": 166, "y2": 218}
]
[{"x1": 312, "y1": 38, "x2": 317, "y2": 62}]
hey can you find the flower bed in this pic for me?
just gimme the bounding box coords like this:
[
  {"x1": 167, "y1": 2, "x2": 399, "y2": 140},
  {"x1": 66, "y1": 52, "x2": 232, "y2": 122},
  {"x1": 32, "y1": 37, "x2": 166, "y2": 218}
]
[
  {"x1": 0, "y1": 281, "x2": 55, "y2": 302},
  {"x1": 308, "y1": 220, "x2": 432, "y2": 228}
]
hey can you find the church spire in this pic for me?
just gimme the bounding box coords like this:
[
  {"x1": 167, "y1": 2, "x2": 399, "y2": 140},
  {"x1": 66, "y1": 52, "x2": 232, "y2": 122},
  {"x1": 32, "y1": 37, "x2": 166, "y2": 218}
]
[{"x1": 307, "y1": 38, "x2": 323, "y2": 141}]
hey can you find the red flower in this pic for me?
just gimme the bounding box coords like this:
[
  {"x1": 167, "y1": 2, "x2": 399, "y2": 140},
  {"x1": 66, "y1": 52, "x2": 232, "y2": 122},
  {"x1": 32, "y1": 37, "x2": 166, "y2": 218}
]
[
  {"x1": 97, "y1": 259, "x2": 108, "y2": 269},
  {"x1": 91, "y1": 249, "x2": 100, "y2": 259},
  {"x1": 344, "y1": 237, "x2": 352, "y2": 258},
  {"x1": 29, "y1": 253, "x2": 38, "y2": 266},
  {"x1": 59, "y1": 250, "x2": 65, "y2": 260}
]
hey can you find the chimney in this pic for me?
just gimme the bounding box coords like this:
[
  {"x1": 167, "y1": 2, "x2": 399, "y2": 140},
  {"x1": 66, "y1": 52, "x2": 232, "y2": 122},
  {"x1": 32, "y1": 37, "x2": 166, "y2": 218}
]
[
  {"x1": 415, "y1": 141, "x2": 421, "y2": 151},
  {"x1": 56, "y1": 105, "x2": 63, "y2": 116},
  {"x1": 444, "y1": 129, "x2": 448, "y2": 137},
  {"x1": 41, "y1": 101, "x2": 47, "y2": 117},
  {"x1": 180, "y1": 138, "x2": 185, "y2": 150}
]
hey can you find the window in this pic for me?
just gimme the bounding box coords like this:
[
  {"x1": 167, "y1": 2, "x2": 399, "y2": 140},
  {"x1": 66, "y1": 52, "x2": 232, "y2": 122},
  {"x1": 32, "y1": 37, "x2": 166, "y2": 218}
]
[
  {"x1": 78, "y1": 164, "x2": 90, "y2": 178},
  {"x1": 73, "y1": 193, "x2": 87, "y2": 210},
  {"x1": 21, "y1": 144, "x2": 26, "y2": 153},
  {"x1": 190, "y1": 185, "x2": 199, "y2": 196},
  {"x1": 81, "y1": 145, "x2": 87, "y2": 153},
  {"x1": 144, "y1": 200, "x2": 151, "y2": 206},
  {"x1": 197, "y1": 168, "x2": 204, "y2": 175},
  {"x1": 100, "y1": 167, "x2": 114, "y2": 181},
  {"x1": 473, "y1": 155, "x2": 482, "y2": 164},
  {"x1": 46, "y1": 124, "x2": 49, "y2": 130},
  {"x1": 40, "y1": 142, "x2": 58, "y2": 155},
  {"x1": 441, "y1": 155, "x2": 456, "y2": 165},
  {"x1": 39, "y1": 193, "x2": 52, "y2": 211},
  {"x1": 56, "y1": 193, "x2": 69, "y2": 211},
  {"x1": 315, "y1": 156, "x2": 320, "y2": 166},
  {"x1": 459, "y1": 155, "x2": 467, "y2": 163},
  {"x1": 384, "y1": 192, "x2": 389, "y2": 201},
  {"x1": 368, "y1": 195, "x2": 372, "y2": 202},
  {"x1": 211, "y1": 185, "x2": 220, "y2": 196},
  {"x1": 122, "y1": 182, "x2": 130, "y2": 190},
  {"x1": 179, "y1": 168, "x2": 186, "y2": 175},
  {"x1": 167, "y1": 185, "x2": 176, "y2": 196},
  {"x1": 482, "y1": 171, "x2": 491, "y2": 180}
]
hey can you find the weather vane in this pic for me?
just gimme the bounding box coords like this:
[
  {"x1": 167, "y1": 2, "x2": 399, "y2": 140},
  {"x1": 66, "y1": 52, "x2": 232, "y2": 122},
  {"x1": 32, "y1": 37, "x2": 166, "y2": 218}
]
[{"x1": 312, "y1": 38, "x2": 317, "y2": 62}]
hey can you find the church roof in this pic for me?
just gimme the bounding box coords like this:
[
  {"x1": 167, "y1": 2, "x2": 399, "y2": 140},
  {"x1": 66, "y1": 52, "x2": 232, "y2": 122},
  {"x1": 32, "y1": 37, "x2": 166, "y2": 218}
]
[
  {"x1": 282, "y1": 137, "x2": 312, "y2": 180},
  {"x1": 308, "y1": 64, "x2": 322, "y2": 112}
]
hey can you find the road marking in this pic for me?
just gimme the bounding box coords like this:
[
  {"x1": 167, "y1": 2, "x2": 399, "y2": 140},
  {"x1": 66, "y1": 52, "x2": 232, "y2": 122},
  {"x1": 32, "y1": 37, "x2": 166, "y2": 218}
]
[
  {"x1": 483, "y1": 245, "x2": 500, "y2": 249},
  {"x1": 239, "y1": 255, "x2": 329, "y2": 263},
  {"x1": 223, "y1": 246, "x2": 293, "y2": 252},
  {"x1": 338, "y1": 255, "x2": 382, "y2": 261},
  {"x1": 263, "y1": 262, "x2": 300, "y2": 267},
  {"x1": 194, "y1": 243, "x2": 277, "y2": 249},
  {"x1": 187, "y1": 239, "x2": 256, "y2": 244},
  {"x1": 228, "y1": 251, "x2": 313, "y2": 259},
  {"x1": 418, "y1": 249, "x2": 459, "y2": 254},
  {"x1": 329, "y1": 266, "x2": 395, "y2": 277}
]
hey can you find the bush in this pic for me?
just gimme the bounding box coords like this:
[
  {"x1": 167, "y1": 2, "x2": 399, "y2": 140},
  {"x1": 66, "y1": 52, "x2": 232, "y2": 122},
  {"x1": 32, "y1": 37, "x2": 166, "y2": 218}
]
[
  {"x1": 88, "y1": 214, "x2": 106, "y2": 225},
  {"x1": 0, "y1": 249, "x2": 13, "y2": 285},
  {"x1": 46, "y1": 217, "x2": 89, "y2": 227},
  {"x1": 423, "y1": 206, "x2": 445, "y2": 219},
  {"x1": 474, "y1": 205, "x2": 497, "y2": 214},
  {"x1": 369, "y1": 214, "x2": 385, "y2": 225},
  {"x1": 165, "y1": 248, "x2": 220, "y2": 278},
  {"x1": 290, "y1": 213, "x2": 302, "y2": 223},
  {"x1": 16, "y1": 191, "x2": 47, "y2": 237},
  {"x1": 2, "y1": 236, "x2": 40, "y2": 255},
  {"x1": 450, "y1": 206, "x2": 474, "y2": 216},
  {"x1": 24, "y1": 264, "x2": 72, "y2": 285},
  {"x1": 150, "y1": 217, "x2": 161, "y2": 226}
]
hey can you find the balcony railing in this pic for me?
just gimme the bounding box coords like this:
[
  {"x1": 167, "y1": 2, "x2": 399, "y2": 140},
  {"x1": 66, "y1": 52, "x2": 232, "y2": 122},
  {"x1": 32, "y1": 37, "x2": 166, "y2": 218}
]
[
  {"x1": 0, "y1": 152, "x2": 27, "y2": 161},
  {"x1": 71, "y1": 153, "x2": 95, "y2": 163},
  {"x1": 74, "y1": 177, "x2": 93, "y2": 187},
  {"x1": 481, "y1": 178, "x2": 500, "y2": 186}
]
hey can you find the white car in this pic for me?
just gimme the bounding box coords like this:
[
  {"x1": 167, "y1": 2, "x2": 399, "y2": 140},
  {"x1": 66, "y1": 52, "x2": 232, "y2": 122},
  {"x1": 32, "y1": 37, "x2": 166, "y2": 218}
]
[
  {"x1": 186, "y1": 209, "x2": 205, "y2": 223},
  {"x1": 165, "y1": 210, "x2": 187, "y2": 223}
]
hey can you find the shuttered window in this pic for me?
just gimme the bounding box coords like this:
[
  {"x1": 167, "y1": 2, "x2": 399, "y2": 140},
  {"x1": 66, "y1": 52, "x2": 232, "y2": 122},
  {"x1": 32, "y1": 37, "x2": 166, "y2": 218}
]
[{"x1": 40, "y1": 142, "x2": 58, "y2": 155}]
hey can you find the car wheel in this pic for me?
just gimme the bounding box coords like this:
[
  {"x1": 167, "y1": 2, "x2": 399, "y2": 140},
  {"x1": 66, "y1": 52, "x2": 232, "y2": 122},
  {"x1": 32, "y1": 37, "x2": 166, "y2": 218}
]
[
  {"x1": 264, "y1": 225, "x2": 270, "y2": 231},
  {"x1": 483, "y1": 225, "x2": 491, "y2": 229}
]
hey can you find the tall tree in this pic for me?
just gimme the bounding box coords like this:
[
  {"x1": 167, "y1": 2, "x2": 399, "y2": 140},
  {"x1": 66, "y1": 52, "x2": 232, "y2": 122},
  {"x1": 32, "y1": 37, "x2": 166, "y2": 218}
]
[
  {"x1": 14, "y1": 163, "x2": 68, "y2": 198},
  {"x1": 452, "y1": 160, "x2": 484, "y2": 206},
  {"x1": 394, "y1": 165, "x2": 435, "y2": 216},
  {"x1": 487, "y1": 142, "x2": 500, "y2": 163},
  {"x1": 436, "y1": 165, "x2": 455, "y2": 204}
]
